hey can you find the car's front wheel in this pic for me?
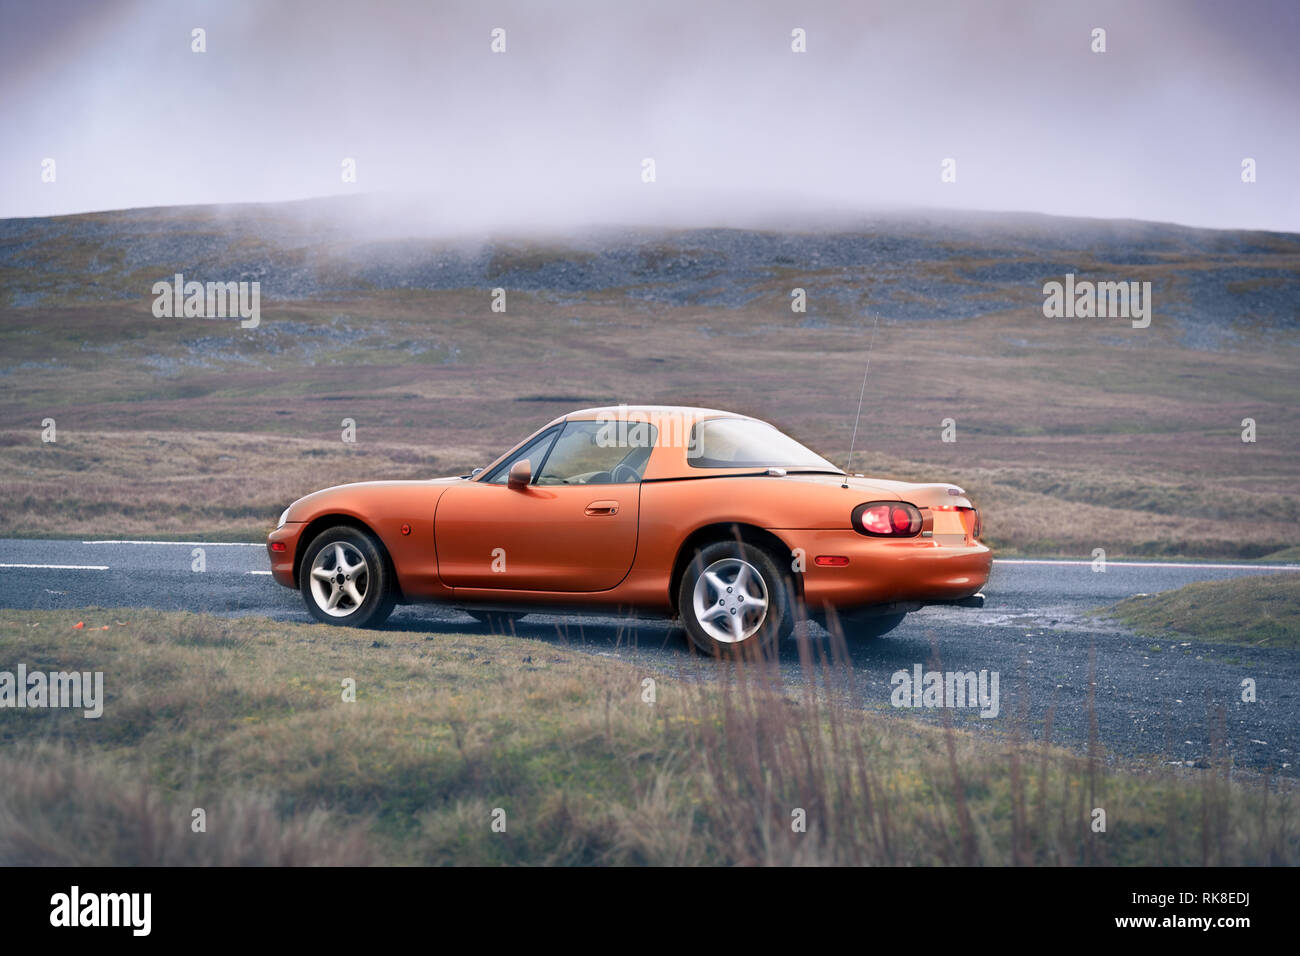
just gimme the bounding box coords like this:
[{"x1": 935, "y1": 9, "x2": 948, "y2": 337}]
[
  {"x1": 300, "y1": 526, "x2": 395, "y2": 628},
  {"x1": 678, "y1": 540, "x2": 793, "y2": 656}
]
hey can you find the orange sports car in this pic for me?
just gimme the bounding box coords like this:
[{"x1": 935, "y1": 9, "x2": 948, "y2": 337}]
[{"x1": 266, "y1": 406, "x2": 990, "y2": 654}]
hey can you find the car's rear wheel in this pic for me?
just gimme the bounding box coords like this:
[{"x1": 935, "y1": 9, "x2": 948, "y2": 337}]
[
  {"x1": 678, "y1": 540, "x2": 793, "y2": 656},
  {"x1": 465, "y1": 610, "x2": 528, "y2": 631},
  {"x1": 829, "y1": 610, "x2": 907, "y2": 640},
  {"x1": 300, "y1": 526, "x2": 395, "y2": 628}
]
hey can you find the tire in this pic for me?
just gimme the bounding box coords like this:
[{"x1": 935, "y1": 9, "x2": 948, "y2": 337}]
[
  {"x1": 677, "y1": 540, "x2": 794, "y2": 656},
  {"x1": 829, "y1": 610, "x2": 907, "y2": 640},
  {"x1": 299, "y1": 525, "x2": 395, "y2": 628},
  {"x1": 465, "y1": 610, "x2": 527, "y2": 631}
]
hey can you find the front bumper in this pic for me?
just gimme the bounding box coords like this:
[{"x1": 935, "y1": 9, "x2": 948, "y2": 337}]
[{"x1": 266, "y1": 522, "x2": 306, "y2": 588}]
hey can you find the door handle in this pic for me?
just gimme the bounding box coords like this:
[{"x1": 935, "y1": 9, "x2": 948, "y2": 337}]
[{"x1": 585, "y1": 500, "x2": 619, "y2": 516}]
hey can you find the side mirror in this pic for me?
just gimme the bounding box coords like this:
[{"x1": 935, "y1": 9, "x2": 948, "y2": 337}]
[
  {"x1": 507, "y1": 459, "x2": 531, "y2": 490},
  {"x1": 470, "y1": 467, "x2": 484, "y2": 478}
]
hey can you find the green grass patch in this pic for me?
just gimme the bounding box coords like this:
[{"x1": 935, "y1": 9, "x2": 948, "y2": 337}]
[
  {"x1": 1108, "y1": 574, "x2": 1300, "y2": 649},
  {"x1": 1260, "y1": 546, "x2": 1300, "y2": 563}
]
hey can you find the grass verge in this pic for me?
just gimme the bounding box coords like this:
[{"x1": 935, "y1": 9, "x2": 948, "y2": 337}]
[
  {"x1": 0, "y1": 607, "x2": 1296, "y2": 865},
  {"x1": 1107, "y1": 574, "x2": 1300, "y2": 650}
]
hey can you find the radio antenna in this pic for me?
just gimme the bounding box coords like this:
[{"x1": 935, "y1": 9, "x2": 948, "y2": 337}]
[{"x1": 842, "y1": 311, "x2": 880, "y2": 489}]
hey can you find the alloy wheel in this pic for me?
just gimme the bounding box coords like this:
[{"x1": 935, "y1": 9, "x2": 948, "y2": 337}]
[
  {"x1": 691, "y1": 556, "x2": 770, "y2": 644},
  {"x1": 308, "y1": 541, "x2": 370, "y2": 617}
]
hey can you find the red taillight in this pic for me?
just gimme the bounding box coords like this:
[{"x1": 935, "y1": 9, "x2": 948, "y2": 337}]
[
  {"x1": 858, "y1": 504, "x2": 890, "y2": 534},
  {"x1": 270, "y1": 541, "x2": 287, "y2": 552},
  {"x1": 814, "y1": 555, "x2": 850, "y2": 566},
  {"x1": 853, "y1": 501, "x2": 922, "y2": 537},
  {"x1": 890, "y1": 507, "x2": 912, "y2": 533}
]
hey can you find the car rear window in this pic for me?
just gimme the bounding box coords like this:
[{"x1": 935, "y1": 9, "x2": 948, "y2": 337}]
[{"x1": 687, "y1": 419, "x2": 839, "y2": 470}]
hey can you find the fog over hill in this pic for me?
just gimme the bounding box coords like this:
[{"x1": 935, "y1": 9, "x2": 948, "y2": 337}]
[{"x1": 2, "y1": 197, "x2": 1297, "y2": 349}]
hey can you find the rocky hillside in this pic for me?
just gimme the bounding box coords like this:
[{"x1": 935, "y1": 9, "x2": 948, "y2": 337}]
[{"x1": 3, "y1": 199, "x2": 1297, "y2": 349}]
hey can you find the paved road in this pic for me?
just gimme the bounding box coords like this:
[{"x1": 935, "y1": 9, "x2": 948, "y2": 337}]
[{"x1": 2, "y1": 539, "x2": 1296, "y2": 776}]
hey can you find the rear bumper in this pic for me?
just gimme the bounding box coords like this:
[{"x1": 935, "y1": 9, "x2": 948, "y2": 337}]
[
  {"x1": 826, "y1": 592, "x2": 986, "y2": 622},
  {"x1": 770, "y1": 529, "x2": 992, "y2": 614},
  {"x1": 266, "y1": 523, "x2": 306, "y2": 589}
]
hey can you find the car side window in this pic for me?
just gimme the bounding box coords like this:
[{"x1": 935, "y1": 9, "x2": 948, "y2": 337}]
[
  {"x1": 535, "y1": 421, "x2": 657, "y2": 485},
  {"x1": 482, "y1": 428, "x2": 560, "y2": 484}
]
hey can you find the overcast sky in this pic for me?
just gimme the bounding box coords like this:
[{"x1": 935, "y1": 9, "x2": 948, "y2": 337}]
[{"x1": 1, "y1": 0, "x2": 1297, "y2": 232}]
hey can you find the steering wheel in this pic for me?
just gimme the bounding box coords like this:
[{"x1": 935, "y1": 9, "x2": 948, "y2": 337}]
[{"x1": 611, "y1": 463, "x2": 640, "y2": 484}]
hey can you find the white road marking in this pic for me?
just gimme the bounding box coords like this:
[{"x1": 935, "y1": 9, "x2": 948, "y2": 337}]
[
  {"x1": 994, "y1": 559, "x2": 1300, "y2": 571},
  {"x1": 82, "y1": 540, "x2": 263, "y2": 547},
  {"x1": 6, "y1": 549, "x2": 1294, "y2": 574},
  {"x1": 5, "y1": 562, "x2": 273, "y2": 573}
]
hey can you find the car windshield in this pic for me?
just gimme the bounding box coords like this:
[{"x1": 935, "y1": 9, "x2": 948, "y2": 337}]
[{"x1": 688, "y1": 419, "x2": 842, "y2": 471}]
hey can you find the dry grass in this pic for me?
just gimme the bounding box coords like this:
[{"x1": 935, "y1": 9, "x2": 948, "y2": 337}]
[
  {"x1": 0, "y1": 430, "x2": 477, "y2": 539},
  {"x1": 0, "y1": 607, "x2": 1294, "y2": 865},
  {"x1": 1, "y1": 426, "x2": 1291, "y2": 557},
  {"x1": 0, "y1": 751, "x2": 376, "y2": 865},
  {"x1": 1, "y1": 291, "x2": 1295, "y2": 556}
]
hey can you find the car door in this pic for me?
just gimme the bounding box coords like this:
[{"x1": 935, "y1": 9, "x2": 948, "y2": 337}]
[{"x1": 434, "y1": 420, "x2": 651, "y2": 591}]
